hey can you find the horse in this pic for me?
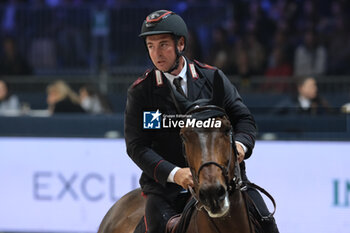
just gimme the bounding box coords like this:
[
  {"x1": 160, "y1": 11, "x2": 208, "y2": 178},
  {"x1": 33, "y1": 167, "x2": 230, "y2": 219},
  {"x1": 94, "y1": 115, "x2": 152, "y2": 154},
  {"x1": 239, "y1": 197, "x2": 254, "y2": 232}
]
[
  {"x1": 178, "y1": 105, "x2": 254, "y2": 233},
  {"x1": 98, "y1": 104, "x2": 276, "y2": 233},
  {"x1": 98, "y1": 72, "x2": 276, "y2": 233}
]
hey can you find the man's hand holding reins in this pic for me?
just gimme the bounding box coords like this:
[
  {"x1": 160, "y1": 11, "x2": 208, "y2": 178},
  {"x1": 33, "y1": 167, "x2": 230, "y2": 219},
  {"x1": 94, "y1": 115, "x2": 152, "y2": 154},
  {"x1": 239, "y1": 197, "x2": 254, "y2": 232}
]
[
  {"x1": 174, "y1": 167, "x2": 194, "y2": 189},
  {"x1": 235, "y1": 143, "x2": 245, "y2": 163}
]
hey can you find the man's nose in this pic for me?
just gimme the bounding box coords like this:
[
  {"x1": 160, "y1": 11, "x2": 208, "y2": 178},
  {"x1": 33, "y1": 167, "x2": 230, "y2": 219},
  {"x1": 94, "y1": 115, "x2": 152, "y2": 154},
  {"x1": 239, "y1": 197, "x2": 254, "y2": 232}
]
[{"x1": 155, "y1": 46, "x2": 162, "y2": 56}]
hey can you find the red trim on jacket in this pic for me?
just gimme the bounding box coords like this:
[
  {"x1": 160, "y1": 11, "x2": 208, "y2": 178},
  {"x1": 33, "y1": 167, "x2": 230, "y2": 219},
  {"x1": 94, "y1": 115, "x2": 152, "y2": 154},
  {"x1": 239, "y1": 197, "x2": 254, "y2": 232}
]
[
  {"x1": 144, "y1": 215, "x2": 148, "y2": 233},
  {"x1": 132, "y1": 69, "x2": 151, "y2": 88},
  {"x1": 153, "y1": 160, "x2": 164, "y2": 182},
  {"x1": 194, "y1": 60, "x2": 216, "y2": 70},
  {"x1": 141, "y1": 191, "x2": 147, "y2": 198}
]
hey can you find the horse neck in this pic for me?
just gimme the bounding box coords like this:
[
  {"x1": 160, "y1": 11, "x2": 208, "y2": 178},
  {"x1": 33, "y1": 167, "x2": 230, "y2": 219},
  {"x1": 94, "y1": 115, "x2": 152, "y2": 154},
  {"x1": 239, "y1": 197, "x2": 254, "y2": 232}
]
[
  {"x1": 228, "y1": 190, "x2": 251, "y2": 227},
  {"x1": 190, "y1": 191, "x2": 252, "y2": 233}
]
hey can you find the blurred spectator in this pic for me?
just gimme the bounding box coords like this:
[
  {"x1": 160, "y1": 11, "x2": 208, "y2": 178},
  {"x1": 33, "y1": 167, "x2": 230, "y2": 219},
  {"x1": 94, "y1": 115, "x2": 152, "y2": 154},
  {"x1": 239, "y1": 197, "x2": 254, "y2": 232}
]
[
  {"x1": 79, "y1": 84, "x2": 112, "y2": 114},
  {"x1": 272, "y1": 76, "x2": 332, "y2": 115},
  {"x1": 246, "y1": 0, "x2": 276, "y2": 49},
  {"x1": 0, "y1": 79, "x2": 20, "y2": 114},
  {"x1": 28, "y1": 38, "x2": 57, "y2": 70},
  {"x1": 294, "y1": 30, "x2": 327, "y2": 76},
  {"x1": 245, "y1": 32, "x2": 266, "y2": 75},
  {"x1": 0, "y1": 36, "x2": 33, "y2": 75},
  {"x1": 295, "y1": 0, "x2": 318, "y2": 32},
  {"x1": 0, "y1": 0, "x2": 349, "y2": 79},
  {"x1": 1, "y1": 0, "x2": 18, "y2": 36},
  {"x1": 232, "y1": 39, "x2": 251, "y2": 81},
  {"x1": 271, "y1": 29, "x2": 294, "y2": 66},
  {"x1": 232, "y1": 32, "x2": 266, "y2": 84},
  {"x1": 262, "y1": 46, "x2": 293, "y2": 93},
  {"x1": 341, "y1": 102, "x2": 350, "y2": 114},
  {"x1": 184, "y1": 28, "x2": 202, "y2": 61},
  {"x1": 327, "y1": 16, "x2": 350, "y2": 75},
  {"x1": 46, "y1": 80, "x2": 85, "y2": 114},
  {"x1": 56, "y1": 24, "x2": 88, "y2": 68},
  {"x1": 208, "y1": 27, "x2": 233, "y2": 74},
  {"x1": 225, "y1": 18, "x2": 239, "y2": 45},
  {"x1": 26, "y1": 1, "x2": 57, "y2": 70}
]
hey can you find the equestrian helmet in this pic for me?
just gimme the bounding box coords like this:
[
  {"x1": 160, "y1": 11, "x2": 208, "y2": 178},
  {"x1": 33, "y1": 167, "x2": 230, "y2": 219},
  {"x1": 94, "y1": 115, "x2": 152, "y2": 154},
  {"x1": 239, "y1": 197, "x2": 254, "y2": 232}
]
[{"x1": 139, "y1": 10, "x2": 188, "y2": 44}]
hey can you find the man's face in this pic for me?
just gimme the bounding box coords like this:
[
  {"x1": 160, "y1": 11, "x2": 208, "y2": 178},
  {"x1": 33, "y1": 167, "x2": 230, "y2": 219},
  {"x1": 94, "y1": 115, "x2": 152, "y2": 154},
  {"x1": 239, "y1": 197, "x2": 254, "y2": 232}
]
[
  {"x1": 299, "y1": 78, "x2": 317, "y2": 100},
  {"x1": 145, "y1": 34, "x2": 177, "y2": 72},
  {"x1": 0, "y1": 81, "x2": 8, "y2": 100},
  {"x1": 47, "y1": 88, "x2": 60, "y2": 105}
]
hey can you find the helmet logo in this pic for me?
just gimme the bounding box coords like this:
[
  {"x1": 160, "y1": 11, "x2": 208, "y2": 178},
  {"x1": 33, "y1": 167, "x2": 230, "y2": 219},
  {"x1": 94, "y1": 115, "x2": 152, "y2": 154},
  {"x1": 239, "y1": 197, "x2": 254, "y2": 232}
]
[
  {"x1": 148, "y1": 12, "x2": 161, "y2": 20},
  {"x1": 139, "y1": 10, "x2": 187, "y2": 40},
  {"x1": 146, "y1": 11, "x2": 173, "y2": 26}
]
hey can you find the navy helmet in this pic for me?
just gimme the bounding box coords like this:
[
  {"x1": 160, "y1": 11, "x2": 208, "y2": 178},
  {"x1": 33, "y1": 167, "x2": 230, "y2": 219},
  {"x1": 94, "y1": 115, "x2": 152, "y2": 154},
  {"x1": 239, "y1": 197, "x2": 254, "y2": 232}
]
[{"x1": 139, "y1": 10, "x2": 188, "y2": 47}]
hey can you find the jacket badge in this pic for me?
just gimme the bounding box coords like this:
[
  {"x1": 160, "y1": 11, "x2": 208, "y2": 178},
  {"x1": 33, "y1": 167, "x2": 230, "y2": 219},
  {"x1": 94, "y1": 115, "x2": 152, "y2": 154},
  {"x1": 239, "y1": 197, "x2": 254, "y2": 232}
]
[
  {"x1": 189, "y1": 63, "x2": 198, "y2": 80},
  {"x1": 155, "y1": 70, "x2": 163, "y2": 86}
]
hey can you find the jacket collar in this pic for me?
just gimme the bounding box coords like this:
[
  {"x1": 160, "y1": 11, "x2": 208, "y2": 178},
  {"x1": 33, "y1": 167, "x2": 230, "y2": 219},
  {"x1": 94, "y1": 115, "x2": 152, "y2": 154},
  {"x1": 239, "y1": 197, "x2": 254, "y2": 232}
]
[
  {"x1": 185, "y1": 57, "x2": 206, "y2": 101},
  {"x1": 152, "y1": 57, "x2": 207, "y2": 101},
  {"x1": 153, "y1": 70, "x2": 171, "y2": 98}
]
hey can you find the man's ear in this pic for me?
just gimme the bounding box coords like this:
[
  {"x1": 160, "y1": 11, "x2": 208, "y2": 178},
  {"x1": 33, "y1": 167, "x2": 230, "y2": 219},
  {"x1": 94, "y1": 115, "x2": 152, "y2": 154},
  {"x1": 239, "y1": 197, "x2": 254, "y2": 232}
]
[{"x1": 177, "y1": 37, "x2": 185, "y2": 53}]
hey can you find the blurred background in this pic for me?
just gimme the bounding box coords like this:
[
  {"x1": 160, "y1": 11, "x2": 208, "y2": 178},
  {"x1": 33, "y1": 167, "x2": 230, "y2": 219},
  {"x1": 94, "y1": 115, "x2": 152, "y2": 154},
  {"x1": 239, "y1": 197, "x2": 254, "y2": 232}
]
[
  {"x1": 0, "y1": 0, "x2": 349, "y2": 233},
  {"x1": 0, "y1": 0, "x2": 349, "y2": 139}
]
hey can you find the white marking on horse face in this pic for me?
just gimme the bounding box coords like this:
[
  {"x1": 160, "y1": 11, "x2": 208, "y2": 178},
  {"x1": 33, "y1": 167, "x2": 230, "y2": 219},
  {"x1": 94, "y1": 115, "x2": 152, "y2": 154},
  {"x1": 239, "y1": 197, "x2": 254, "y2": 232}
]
[
  {"x1": 198, "y1": 132, "x2": 209, "y2": 160},
  {"x1": 197, "y1": 131, "x2": 230, "y2": 218},
  {"x1": 198, "y1": 131, "x2": 220, "y2": 162},
  {"x1": 205, "y1": 194, "x2": 230, "y2": 218}
]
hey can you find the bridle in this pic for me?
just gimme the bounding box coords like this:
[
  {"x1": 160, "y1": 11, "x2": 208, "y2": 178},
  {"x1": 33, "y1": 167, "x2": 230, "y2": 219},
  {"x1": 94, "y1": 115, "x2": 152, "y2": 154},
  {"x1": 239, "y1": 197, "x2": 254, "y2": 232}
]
[
  {"x1": 195, "y1": 127, "x2": 246, "y2": 192},
  {"x1": 181, "y1": 105, "x2": 247, "y2": 207},
  {"x1": 180, "y1": 105, "x2": 277, "y2": 233}
]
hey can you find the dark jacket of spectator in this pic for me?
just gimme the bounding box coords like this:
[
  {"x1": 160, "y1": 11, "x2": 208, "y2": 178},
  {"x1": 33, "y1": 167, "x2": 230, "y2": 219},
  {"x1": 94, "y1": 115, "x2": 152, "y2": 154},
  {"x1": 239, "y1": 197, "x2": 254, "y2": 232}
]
[
  {"x1": 46, "y1": 80, "x2": 85, "y2": 114},
  {"x1": 0, "y1": 37, "x2": 33, "y2": 75}
]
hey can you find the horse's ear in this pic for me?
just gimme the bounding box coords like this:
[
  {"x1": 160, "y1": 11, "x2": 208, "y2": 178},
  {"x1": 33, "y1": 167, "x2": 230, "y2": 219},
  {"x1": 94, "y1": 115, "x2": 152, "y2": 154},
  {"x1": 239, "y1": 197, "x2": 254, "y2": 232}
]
[{"x1": 210, "y1": 70, "x2": 225, "y2": 107}]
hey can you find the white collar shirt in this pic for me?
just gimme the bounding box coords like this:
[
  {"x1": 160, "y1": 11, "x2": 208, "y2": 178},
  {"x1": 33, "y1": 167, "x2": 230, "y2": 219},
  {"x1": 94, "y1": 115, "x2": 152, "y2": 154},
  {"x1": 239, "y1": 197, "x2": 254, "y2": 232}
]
[
  {"x1": 163, "y1": 57, "x2": 188, "y2": 97},
  {"x1": 298, "y1": 96, "x2": 311, "y2": 110}
]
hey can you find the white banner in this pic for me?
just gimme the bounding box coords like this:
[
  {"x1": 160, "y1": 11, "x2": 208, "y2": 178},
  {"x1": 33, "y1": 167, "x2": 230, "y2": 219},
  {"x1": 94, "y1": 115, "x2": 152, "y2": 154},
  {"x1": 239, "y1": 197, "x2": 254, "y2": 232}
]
[
  {"x1": 0, "y1": 138, "x2": 349, "y2": 233},
  {"x1": 0, "y1": 138, "x2": 141, "y2": 233},
  {"x1": 246, "y1": 141, "x2": 350, "y2": 233}
]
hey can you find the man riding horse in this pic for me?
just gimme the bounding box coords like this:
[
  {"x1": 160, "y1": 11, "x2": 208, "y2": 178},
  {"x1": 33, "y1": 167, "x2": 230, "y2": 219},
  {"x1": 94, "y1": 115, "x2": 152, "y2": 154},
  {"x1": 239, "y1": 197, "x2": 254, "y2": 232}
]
[{"x1": 124, "y1": 9, "x2": 279, "y2": 233}]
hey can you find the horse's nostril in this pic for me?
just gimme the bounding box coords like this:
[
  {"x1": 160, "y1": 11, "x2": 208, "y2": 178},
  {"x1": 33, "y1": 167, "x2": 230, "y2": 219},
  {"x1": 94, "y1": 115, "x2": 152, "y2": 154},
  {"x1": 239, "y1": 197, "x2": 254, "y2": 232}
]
[
  {"x1": 217, "y1": 185, "x2": 226, "y2": 200},
  {"x1": 199, "y1": 188, "x2": 206, "y2": 203},
  {"x1": 199, "y1": 184, "x2": 226, "y2": 204}
]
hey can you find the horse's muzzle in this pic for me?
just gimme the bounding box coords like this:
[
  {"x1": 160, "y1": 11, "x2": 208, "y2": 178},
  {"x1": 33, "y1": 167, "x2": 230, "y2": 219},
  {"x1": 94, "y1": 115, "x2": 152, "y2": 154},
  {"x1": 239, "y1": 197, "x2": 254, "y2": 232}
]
[{"x1": 199, "y1": 182, "x2": 230, "y2": 218}]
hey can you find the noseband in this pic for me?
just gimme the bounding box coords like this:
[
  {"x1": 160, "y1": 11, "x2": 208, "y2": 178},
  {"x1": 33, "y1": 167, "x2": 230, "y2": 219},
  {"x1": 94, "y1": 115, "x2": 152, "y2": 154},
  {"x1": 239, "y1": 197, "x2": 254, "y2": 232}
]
[
  {"x1": 194, "y1": 129, "x2": 244, "y2": 194},
  {"x1": 182, "y1": 106, "x2": 246, "y2": 203}
]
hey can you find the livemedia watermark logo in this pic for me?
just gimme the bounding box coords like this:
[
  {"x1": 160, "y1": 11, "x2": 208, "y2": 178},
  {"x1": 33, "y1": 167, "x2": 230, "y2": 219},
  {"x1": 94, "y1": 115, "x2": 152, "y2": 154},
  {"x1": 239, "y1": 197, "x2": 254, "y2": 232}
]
[
  {"x1": 143, "y1": 110, "x2": 162, "y2": 129},
  {"x1": 143, "y1": 110, "x2": 222, "y2": 129}
]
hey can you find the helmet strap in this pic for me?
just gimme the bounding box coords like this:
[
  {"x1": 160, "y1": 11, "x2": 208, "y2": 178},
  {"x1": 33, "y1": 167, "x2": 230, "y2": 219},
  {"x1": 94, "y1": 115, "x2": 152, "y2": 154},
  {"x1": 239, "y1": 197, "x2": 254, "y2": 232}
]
[
  {"x1": 165, "y1": 52, "x2": 180, "y2": 74},
  {"x1": 165, "y1": 36, "x2": 183, "y2": 74}
]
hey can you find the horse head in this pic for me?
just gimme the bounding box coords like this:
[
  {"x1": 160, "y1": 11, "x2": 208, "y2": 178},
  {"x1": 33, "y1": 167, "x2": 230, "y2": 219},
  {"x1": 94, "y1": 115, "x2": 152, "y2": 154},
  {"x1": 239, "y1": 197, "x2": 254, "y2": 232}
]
[
  {"x1": 180, "y1": 106, "x2": 237, "y2": 218},
  {"x1": 174, "y1": 71, "x2": 241, "y2": 218}
]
